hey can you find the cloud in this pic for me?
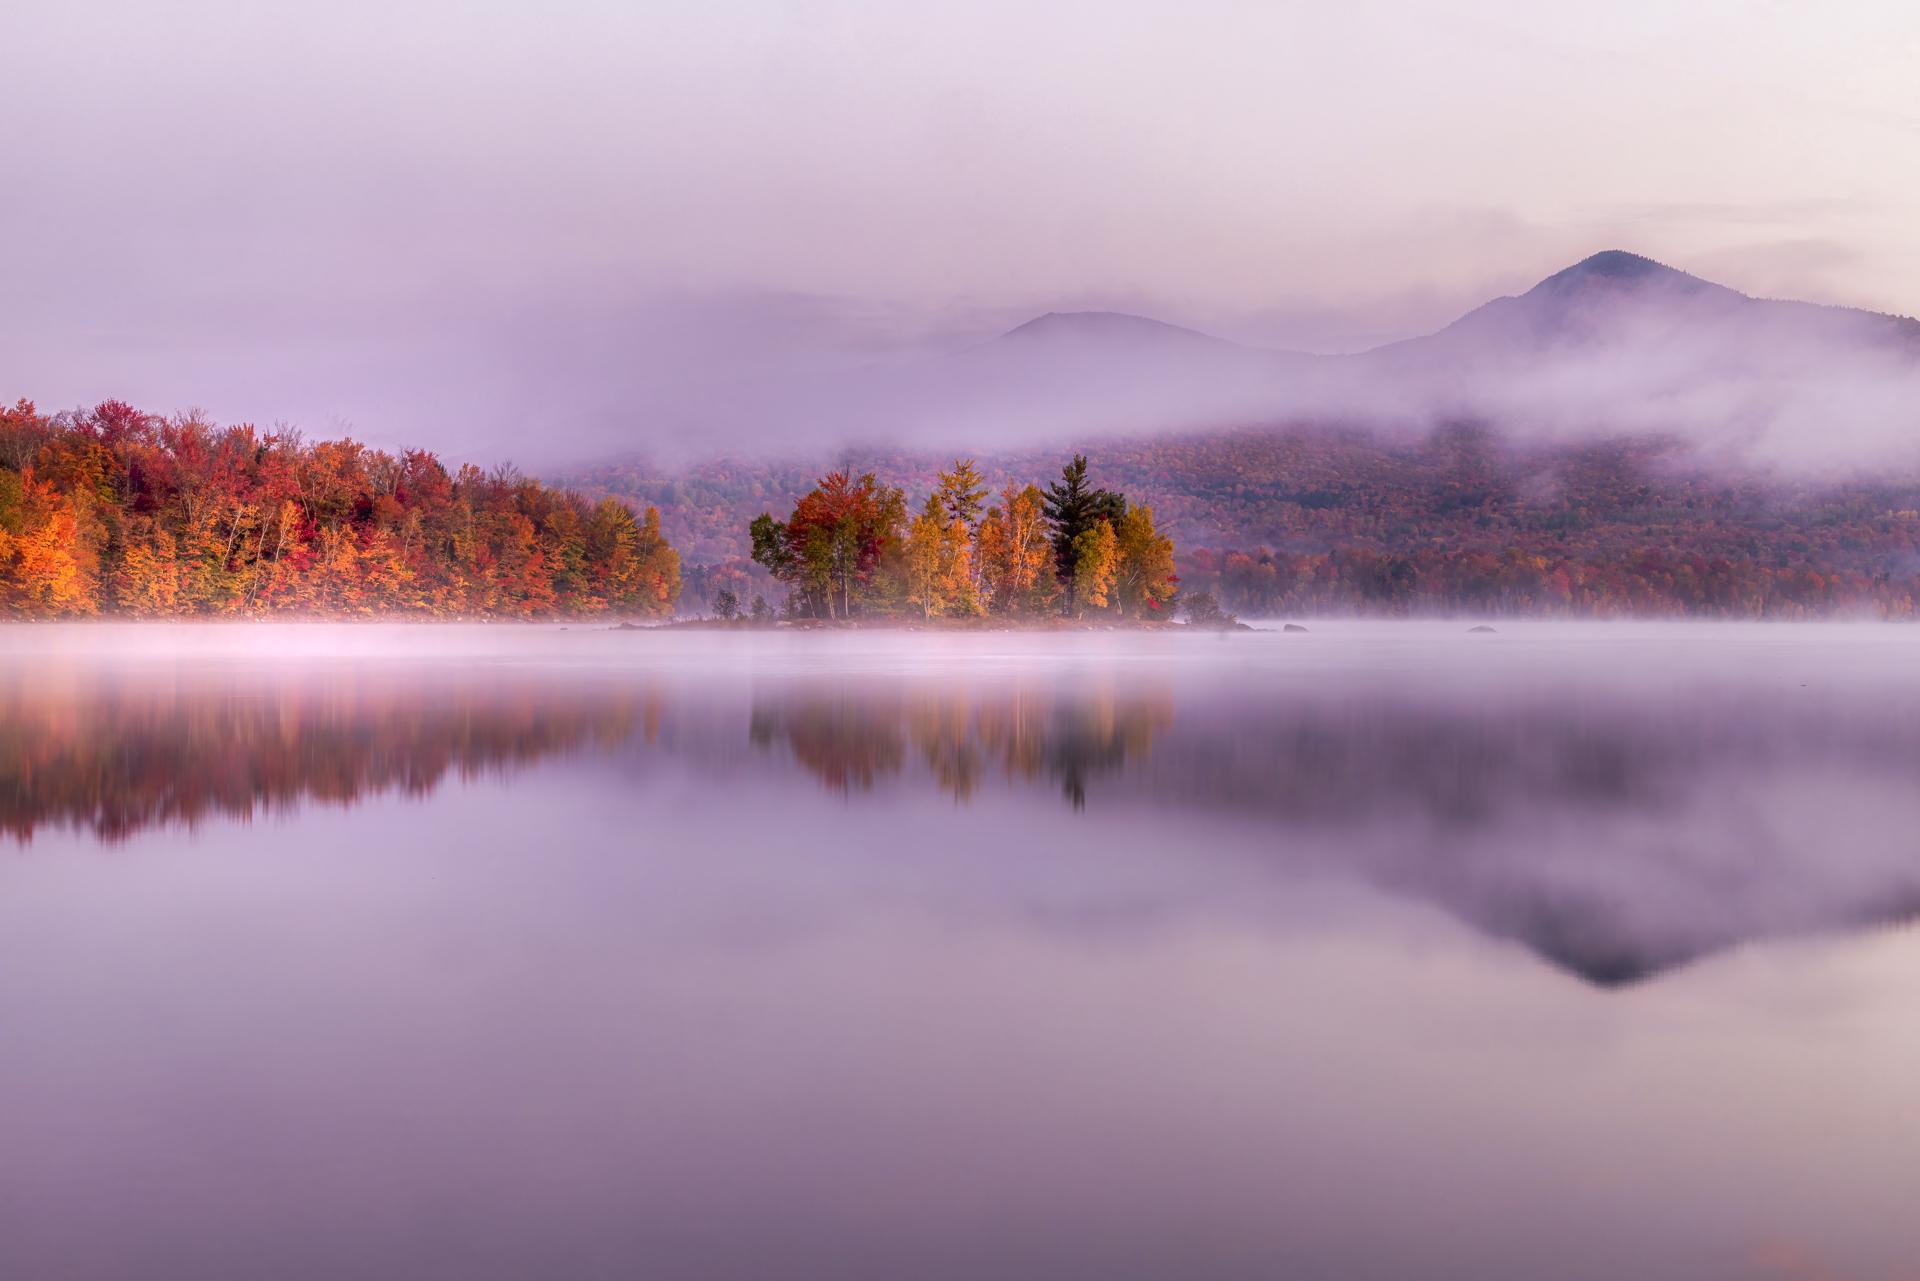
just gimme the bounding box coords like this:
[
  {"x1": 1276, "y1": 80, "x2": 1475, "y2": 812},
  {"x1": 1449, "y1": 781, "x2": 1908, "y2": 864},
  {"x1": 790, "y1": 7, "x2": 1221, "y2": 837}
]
[{"x1": 6, "y1": 1, "x2": 1920, "y2": 466}]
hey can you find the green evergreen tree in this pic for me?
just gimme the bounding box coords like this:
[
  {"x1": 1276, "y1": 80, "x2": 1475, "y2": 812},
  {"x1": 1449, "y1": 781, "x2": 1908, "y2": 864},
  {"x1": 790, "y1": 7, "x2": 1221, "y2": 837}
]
[
  {"x1": 935, "y1": 458, "x2": 988, "y2": 531},
  {"x1": 1042, "y1": 454, "x2": 1125, "y2": 614}
]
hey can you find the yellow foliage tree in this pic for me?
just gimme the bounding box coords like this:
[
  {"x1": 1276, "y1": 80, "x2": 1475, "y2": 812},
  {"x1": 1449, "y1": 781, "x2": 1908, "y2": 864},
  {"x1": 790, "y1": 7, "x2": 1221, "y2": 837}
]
[
  {"x1": 113, "y1": 524, "x2": 181, "y2": 615},
  {"x1": 979, "y1": 483, "x2": 1055, "y2": 614},
  {"x1": 904, "y1": 494, "x2": 982, "y2": 619},
  {"x1": 1071, "y1": 519, "x2": 1118, "y2": 613},
  {"x1": 939, "y1": 513, "x2": 981, "y2": 616},
  {"x1": 904, "y1": 496, "x2": 948, "y2": 619},
  {"x1": 1114, "y1": 503, "x2": 1177, "y2": 617}
]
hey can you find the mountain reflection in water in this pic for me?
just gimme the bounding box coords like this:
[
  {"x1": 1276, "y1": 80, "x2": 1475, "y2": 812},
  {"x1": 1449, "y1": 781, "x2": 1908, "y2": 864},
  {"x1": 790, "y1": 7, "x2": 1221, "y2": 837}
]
[
  {"x1": 6, "y1": 638, "x2": 1918, "y2": 990},
  {"x1": 4, "y1": 628, "x2": 1920, "y2": 1281}
]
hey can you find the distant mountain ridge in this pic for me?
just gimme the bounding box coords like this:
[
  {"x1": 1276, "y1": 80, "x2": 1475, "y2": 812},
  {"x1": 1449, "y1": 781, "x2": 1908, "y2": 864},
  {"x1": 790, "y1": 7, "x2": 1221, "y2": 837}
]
[
  {"x1": 561, "y1": 249, "x2": 1920, "y2": 548},
  {"x1": 1369, "y1": 249, "x2": 1920, "y2": 366},
  {"x1": 991, "y1": 309, "x2": 1254, "y2": 349},
  {"x1": 651, "y1": 248, "x2": 1920, "y2": 464},
  {"x1": 976, "y1": 251, "x2": 1920, "y2": 367}
]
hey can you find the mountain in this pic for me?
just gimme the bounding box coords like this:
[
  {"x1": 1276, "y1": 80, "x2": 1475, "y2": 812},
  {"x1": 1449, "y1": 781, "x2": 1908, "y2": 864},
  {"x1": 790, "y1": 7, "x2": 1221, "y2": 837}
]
[
  {"x1": 1310, "y1": 249, "x2": 1920, "y2": 449},
  {"x1": 846, "y1": 307, "x2": 1312, "y2": 449},
  {"x1": 948, "y1": 308, "x2": 1288, "y2": 389},
  {"x1": 580, "y1": 306, "x2": 1311, "y2": 462},
  {"x1": 1369, "y1": 251, "x2": 1742, "y2": 361},
  {"x1": 559, "y1": 249, "x2": 1920, "y2": 569},
  {"x1": 991, "y1": 309, "x2": 1250, "y2": 350},
  {"x1": 535, "y1": 250, "x2": 1918, "y2": 465},
  {"x1": 1370, "y1": 249, "x2": 1919, "y2": 366},
  {"x1": 870, "y1": 251, "x2": 1920, "y2": 457},
  {"x1": 963, "y1": 252, "x2": 1920, "y2": 401}
]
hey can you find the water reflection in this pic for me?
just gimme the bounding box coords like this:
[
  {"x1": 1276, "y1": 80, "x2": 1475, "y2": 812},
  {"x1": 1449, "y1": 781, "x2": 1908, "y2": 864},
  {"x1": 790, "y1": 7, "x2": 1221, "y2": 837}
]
[
  {"x1": 5, "y1": 632, "x2": 1920, "y2": 1280},
  {"x1": 749, "y1": 684, "x2": 1172, "y2": 805},
  {"x1": 4, "y1": 650, "x2": 1919, "y2": 989},
  {"x1": 0, "y1": 666, "x2": 659, "y2": 842}
]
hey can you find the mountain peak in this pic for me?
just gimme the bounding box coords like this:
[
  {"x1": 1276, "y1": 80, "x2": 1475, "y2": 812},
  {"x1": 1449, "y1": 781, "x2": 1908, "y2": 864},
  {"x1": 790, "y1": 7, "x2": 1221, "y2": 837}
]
[
  {"x1": 998, "y1": 310, "x2": 1234, "y2": 347},
  {"x1": 1565, "y1": 249, "x2": 1671, "y2": 278},
  {"x1": 1530, "y1": 250, "x2": 1727, "y2": 298}
]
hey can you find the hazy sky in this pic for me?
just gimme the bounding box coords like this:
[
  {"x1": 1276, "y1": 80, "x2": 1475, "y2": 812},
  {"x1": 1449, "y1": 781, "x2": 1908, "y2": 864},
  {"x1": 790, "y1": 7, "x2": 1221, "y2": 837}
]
[{"x1": 4, "y1": 0, "x2": 1917, "y2": 458}]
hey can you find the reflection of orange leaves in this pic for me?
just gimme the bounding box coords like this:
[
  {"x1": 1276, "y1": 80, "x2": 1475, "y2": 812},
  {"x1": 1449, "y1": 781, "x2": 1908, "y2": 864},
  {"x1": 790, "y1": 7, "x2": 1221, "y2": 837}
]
[
  {"x1": 0, "y1": 672, "x2": 654, "y2": 843},
  {"x1": 752, "y1": 696, "x2": 905, "y2": 793},
  {"x1": 757, "y1": 682, "x2": 1172, "y2": 808}
]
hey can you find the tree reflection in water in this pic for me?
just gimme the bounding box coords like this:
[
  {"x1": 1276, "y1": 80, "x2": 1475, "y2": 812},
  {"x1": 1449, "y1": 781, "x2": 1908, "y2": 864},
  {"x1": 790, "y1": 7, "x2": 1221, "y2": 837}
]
[
  {"x1": 0, "y1": 665, "x2": 661, "y2": 842},
  {"x1": 6, "y1": 654, "x2": 1919, "y2": 989},
  {"x1": 750, "y1": 682, "x2": 1173, "y2": 807}
]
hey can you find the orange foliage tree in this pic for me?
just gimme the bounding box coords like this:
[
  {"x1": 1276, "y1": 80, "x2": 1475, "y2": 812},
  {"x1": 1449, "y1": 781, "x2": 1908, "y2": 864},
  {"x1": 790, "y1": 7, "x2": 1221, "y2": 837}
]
[{"x1": 0, "y1": 400, "x2": 679, "y2": 619}]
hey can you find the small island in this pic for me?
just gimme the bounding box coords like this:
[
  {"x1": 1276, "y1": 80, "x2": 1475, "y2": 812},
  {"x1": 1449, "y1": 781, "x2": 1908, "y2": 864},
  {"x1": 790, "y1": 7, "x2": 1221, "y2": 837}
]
[{"x1": 734, "y1": 454, "x2": 1218, "y2": 626}]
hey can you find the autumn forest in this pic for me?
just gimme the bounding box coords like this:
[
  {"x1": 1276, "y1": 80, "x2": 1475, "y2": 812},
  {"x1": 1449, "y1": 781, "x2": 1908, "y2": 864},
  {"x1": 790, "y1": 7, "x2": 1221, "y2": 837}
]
[
  {"x1": 10, "y1": 397, "x2": 1920, "y2": 622},
  {"x1": 746, "y1": 455, "x2": 1180, "y2": 622},
  {"x1": 572, "y1": 426, "x2": 1920, "y2": 621},
  {"x1": 0, "y1": 400, "x2": 680, "y2": 618}
]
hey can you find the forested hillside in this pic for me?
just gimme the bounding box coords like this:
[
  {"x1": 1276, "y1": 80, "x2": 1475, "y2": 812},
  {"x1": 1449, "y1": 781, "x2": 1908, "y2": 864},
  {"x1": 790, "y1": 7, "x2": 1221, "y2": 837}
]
[
  {"x1": 10, "y1": 394, "x2": 1919, "y2": 621},
  {"x1": 561, "y1": 425, "x2": 1920, "y2": 618},
  {"x1": 0, "y1": 400, "x2": 680, "y2": 618}
]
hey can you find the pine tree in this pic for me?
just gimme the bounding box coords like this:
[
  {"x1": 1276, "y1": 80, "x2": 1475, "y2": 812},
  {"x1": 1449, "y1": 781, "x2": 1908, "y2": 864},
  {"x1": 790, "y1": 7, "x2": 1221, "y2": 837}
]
[
  {"x1": 1042, "y1": 454, "x2": 1125, "y2": 614},
  {"x1": 935, "y1": 458, "x2": 988, "y2": 531}
]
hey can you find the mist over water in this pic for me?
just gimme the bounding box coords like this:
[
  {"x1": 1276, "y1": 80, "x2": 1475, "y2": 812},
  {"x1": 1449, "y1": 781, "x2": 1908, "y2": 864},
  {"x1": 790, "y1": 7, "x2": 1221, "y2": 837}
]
[
  {"x1": 11, "y1": 5, "x2": 1920, "y2": 1276},
  {"x1": 3, "y1": 624, "x2": 1919, "y2": 1279}
]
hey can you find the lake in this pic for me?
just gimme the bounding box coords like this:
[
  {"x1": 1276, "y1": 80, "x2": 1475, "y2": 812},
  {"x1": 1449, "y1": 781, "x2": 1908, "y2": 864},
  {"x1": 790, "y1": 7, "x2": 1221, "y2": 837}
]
[{"x1": 2, "y1": 622, "x2": 1917, "y2": 1280}]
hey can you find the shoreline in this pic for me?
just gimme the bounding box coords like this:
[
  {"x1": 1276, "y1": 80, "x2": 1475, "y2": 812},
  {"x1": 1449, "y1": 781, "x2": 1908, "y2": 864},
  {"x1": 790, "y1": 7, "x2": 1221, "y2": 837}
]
[
  {"x1": 651, "y1": 617, "x2": 1252, "y2": 633},
  {"x1": 0, "y1": 613, "x2": 1910, "y2": 628}
]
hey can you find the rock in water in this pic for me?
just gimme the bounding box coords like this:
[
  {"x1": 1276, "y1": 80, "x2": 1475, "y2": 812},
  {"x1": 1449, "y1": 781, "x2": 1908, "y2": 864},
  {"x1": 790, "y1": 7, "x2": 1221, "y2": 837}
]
[
  {"x1": 1283, "y1": 623, "x2": 1309, "y2": 633},
  {"x1": 1468, "y1": 624, "x2": 1497, "y2": 633}
]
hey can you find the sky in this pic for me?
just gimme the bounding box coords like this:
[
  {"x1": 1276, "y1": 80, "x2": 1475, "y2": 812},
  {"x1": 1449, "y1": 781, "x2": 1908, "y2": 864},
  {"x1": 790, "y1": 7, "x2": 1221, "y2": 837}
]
[{"x1": 3, "y1": 0, "x2": 1917, "y2": 462}]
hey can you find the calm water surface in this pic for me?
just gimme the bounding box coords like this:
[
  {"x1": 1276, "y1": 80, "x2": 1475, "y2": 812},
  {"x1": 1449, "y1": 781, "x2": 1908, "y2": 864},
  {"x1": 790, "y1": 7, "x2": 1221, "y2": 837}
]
[{"x1": 2, "y1": 623, "x2": 1918, "y2": 1281}]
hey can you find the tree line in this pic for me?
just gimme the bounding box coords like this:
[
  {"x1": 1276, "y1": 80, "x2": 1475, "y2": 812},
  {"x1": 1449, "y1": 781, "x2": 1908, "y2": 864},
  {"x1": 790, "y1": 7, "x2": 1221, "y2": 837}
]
[
  {"x1": 0, "y1": 400, "x2": 680, "y2": 618},
  {"x1": 747, "y1": 455, "x2": 1178, "y2": 621},
  {"x1": 15, "y1": 394, "x2": 1918, "y2": 622},
  {"x1": 1178, "y1": 542, "x2": 1920, "y2": 620},
  {"x1": 567, "y1": 425, "x2": 1920, "y2": 621}
]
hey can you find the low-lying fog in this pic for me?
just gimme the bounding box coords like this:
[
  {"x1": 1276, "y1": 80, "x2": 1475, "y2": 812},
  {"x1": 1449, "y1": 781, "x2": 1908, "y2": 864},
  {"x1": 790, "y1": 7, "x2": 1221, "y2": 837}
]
[
  {"x1": 16, "y1": 253, "x2": 1918, "y2": 477},
  {"x1": 6, "y1": 619, "x2": 1919, "y2": 984}
]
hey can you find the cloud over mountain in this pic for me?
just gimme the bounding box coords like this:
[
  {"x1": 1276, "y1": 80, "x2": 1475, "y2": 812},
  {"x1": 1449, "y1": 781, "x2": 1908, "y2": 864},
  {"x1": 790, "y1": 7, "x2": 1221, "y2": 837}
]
[{"x1": 629, "y1": 250, "x2": 1920, "y2": 470}]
